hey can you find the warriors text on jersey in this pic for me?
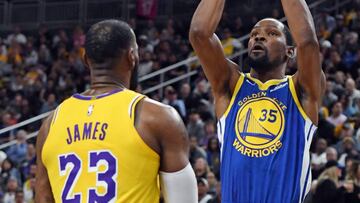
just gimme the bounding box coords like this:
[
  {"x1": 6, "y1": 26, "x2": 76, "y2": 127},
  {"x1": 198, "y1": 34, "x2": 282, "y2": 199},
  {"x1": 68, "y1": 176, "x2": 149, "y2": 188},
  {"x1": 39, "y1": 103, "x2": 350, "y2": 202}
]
[
  {"x1": 217, "y1": 73, "x2": 317, "y2": 203},
  {"x1": 42, "y1": 89, "x2": 160, "y2": 203}
]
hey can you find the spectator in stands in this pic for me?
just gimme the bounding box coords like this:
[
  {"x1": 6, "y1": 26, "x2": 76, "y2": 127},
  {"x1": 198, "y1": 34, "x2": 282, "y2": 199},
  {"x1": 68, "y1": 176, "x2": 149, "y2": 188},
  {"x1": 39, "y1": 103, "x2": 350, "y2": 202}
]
[
  {"x1": 189, "y1": 136, "x2": 207, "y2": 165},
  {"x1": 323, "y1": 81, "x2": 339, "y2": 108},
  {"x1": 15, "y1": 189, "x2": 25, "y2": 203},
  {"x1": 312, "y1": 138, "x2": 328, "y2": 178},
  {"x1": 221, "y1": 28, "x2": 243, "y2": 56},
  {"x1": 206, "y1": 171, "x2": 217, "y2": 196},
  {"x1": 6, "y1": 26, "x2": 27, "y2": 45},
  {"x1": 162, "y1": 86, "x2": 186, "y2": 119},
  {"x1": 6, "y1": 130, "x2": 27, "y2": 165},
  {"x1": 0, "y1": 159, "x2": 21, "y2": 190},
  {"x1": 327, "y1": 102, "x2": 348, "y2": 135},
  {"x1": 20, "y1": 143, "x2": 36, "y2": 181},
  {"x1": 40, "y1": 93, "x2": 58, "y2": 114},
  {"x1": 208, "y1": 182, "x2": 221, "y2": 203},
  {"x1": 337, "y1": 137, "x2": 358, "y2": 167},
  {"x1": 312, "y1": 161, "x2": 348, "y2": 203},
  {"x1": 187, "y1": 111, "x2": 205, "y2": 141},
  {"x1": 206, "y1": 137, "x2": 220, "y2": 178},
  {"x1": 345, "y1": 78, "x2": 360, "y2": 111},
  {"x1": 326, "y1": 147, "x2": 339, "y2": 162},
  {"x1": 344, "y1": 160, "x2": 360, "y2": 202},
  {"x1": 194, "y1": 157, "x2": 210, "y2": 179},
  {"x1": 197, "y1": 178, "x2": 212, "y2": 203},
  {"x1": 23, "y1": 163, "x2": 35, "y2": 203},
  {"x1": 200, "y1": 121, "x2": 217, "y2": 147},
  {"x1": 3, "y1": 177, "x2": 18, "y2": 203}
]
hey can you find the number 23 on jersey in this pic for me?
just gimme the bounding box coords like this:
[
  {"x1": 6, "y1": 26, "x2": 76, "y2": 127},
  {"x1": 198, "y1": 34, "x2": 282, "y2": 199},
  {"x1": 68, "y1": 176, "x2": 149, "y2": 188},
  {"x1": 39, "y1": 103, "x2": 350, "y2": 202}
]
[{"x1": 59, "y1": 150, "x2": 118, "y2": 203}]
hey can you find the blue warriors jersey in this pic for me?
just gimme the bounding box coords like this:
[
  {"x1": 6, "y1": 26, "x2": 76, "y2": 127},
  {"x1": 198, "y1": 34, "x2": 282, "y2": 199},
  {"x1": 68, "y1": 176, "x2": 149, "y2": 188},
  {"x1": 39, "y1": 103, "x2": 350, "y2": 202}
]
[{"x1": 217, "y1": 73, "x2": 317, "y2": 203}]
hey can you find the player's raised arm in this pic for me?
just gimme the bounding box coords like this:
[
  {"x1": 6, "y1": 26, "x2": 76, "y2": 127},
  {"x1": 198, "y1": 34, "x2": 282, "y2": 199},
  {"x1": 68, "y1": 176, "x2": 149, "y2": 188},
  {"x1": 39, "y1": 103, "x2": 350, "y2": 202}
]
[
  {"x1": 189, "y1": 0, "x2": 240, "y2": 116},
  {"x1": 281, "y1": 0, "x2": 325, "y2": 123},
  {"x1": 35, "y1": 114, "x2": 55, "y2": 203}
]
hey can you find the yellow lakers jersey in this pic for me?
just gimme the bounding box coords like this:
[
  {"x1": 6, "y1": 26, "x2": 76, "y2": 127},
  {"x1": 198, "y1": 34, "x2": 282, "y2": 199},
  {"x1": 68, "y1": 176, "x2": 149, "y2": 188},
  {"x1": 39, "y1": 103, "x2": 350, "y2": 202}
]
[{"x1": 42, "y1": 89, "x2": 160, "y2": 203}]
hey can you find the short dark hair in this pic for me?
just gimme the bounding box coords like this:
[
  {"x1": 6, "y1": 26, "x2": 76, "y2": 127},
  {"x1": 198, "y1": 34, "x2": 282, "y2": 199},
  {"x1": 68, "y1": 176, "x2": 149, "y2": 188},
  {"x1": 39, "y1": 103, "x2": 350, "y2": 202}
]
[
  {"x1": 85, "y1": 19, "x2": 135, "y2": 64},
  {"x1": 283, "y1": 25, "x2": 295, "y2": 47}
]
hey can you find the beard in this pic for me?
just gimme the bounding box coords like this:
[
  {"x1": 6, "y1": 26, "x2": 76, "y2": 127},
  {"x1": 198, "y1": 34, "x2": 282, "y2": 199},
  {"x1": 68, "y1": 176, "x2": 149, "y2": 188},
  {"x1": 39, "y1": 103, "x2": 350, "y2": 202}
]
[
  {"x1": 129, "y1": 63, "x2": 139, "y2": 91},
  {"x1": 248, "y1": 49, "x2": 286, "y2": 73}
]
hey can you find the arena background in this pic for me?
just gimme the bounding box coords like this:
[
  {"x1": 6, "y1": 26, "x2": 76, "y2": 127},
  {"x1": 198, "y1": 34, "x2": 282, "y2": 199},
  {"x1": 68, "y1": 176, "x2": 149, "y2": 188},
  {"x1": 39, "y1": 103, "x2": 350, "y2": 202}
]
[{"x1": 0, "y1": 0, "x2": 359, "y2": 202}]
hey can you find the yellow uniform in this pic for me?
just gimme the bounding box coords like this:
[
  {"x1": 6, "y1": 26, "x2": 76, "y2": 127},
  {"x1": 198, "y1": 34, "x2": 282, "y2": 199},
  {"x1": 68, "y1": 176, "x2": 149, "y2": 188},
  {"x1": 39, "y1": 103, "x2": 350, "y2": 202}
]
[{"x1": 42, "y1": 89, "x2": 160, "y2": 203}]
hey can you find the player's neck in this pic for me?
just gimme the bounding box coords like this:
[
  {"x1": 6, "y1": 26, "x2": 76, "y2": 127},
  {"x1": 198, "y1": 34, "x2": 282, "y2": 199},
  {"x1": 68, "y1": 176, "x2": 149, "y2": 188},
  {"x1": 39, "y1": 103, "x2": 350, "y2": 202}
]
[
  {"x1": 250, "y1": 65, "x2": 286, "y2": 83},
  {"x1": 88, "y1": 74, "x2": 128, "y2": 95}
]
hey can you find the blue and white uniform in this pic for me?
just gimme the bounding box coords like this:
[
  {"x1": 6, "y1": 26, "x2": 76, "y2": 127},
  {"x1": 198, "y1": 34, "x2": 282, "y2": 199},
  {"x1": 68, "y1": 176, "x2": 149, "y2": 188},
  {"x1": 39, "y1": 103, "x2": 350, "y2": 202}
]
[{"x1": 217, "y1": 73, "x2": 317, "y2": 203}]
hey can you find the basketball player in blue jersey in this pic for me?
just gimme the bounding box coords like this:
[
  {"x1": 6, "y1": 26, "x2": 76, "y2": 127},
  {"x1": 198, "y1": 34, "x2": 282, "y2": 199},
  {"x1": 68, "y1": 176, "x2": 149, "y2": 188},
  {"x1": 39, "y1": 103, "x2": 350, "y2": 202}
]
[
  {"x1": 190, "y1": 0, "x2": 325, "y2": 202},
  {"x1": 35, "y1": 20, "x2": 197, "y2": 203}
]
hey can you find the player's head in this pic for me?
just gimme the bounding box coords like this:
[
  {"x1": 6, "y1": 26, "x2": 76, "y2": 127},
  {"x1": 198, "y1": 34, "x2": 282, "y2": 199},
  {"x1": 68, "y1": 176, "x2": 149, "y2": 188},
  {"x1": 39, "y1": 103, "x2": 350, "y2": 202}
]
[
  {"x1": 248, "y1": 18, "x2": 295, "y2": 73},
  {"x1": 84, "y1": 19, "x2": 139, "y2": 90}
]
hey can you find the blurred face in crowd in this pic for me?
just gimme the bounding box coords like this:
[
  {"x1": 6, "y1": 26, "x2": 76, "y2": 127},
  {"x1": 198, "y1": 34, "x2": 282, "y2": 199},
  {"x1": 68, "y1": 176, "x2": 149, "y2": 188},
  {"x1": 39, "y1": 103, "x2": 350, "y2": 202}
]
[
  {"x1": 334, "y1": 71, "x2": 345, "y2": 84},
  {"x1": 215, "y1": 182, "x2": 221, "y2": 198},
  {"x1": 15, "y1": 191, "x2": 24, "y2": 203},
  {"x1": 27, "y1": 143, "x2": 36, "y2": 158},
  {"x1": 16, "y1": 130, "x2": 26, "y2": 144},
  {"x1": 333, "y1": 33, "x2": 342, "y2": 45},
  {"x1": 196, "y1": 80, "x2": 207, "y2": 94},
  {"x1": 326, "y1": 147, "x2": 338, "y2": 161},
  {"x1": 48, "y1": 93, "x2": 56, "y2": 104},
  {"x1": 207, "y1": 171, "x2": 217, "y2": 187},
  {"x1": 197, "y1": 180, "x2": 209, "y2": 199},
  {"x1": 205, "y1": 122, "x2": 215, "y2": 135},
  {"x1": 2, "y1": 159, "x2": 12, "y2": 171},
  {"x1": 345, "y1": 78, "x2": 356, "y2": 93},
  {"x1": 332, "y1": 102, "x2": 343, "y2": 116},
  {"x1": 346, "y1": 158, "x2": 353, "y2": 173},
  {"x1": 180, "y1": 83, "x2": 191, "y2": 98},
  {"x1": 209, "y1": 137, "x2": 219, "y2": 151},
  {"x1": 326, "y1": 81, "x2": 334, "y2": 93},
  {"x1": 195, "y1": 158, "x2": 208, "y2": 177},
  {"x1": 189, "y1": 112, "x2": 200, "y2": 123},
  {"x1": 248, "y1": 18, "x2": 293, "y2": 73},
  {"x1": 7, "y1": 178, "x2": 18, "y2": 192},
  {"x1": 190, "y1": 136, "x2": 198, "y2": 150},
  {"x1": 316, "y1": 138, "x2": 327, "y2": 153},
  {"x1": 343, "y1": 139, "x2": 355, "y2": 153}
]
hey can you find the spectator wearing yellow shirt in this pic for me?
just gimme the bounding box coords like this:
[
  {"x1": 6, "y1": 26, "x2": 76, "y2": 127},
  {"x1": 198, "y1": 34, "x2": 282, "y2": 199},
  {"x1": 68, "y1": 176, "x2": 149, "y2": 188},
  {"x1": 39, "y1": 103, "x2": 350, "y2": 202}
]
[{"x1": 221, "y1": 28, "x2": 243, "y2": 56}]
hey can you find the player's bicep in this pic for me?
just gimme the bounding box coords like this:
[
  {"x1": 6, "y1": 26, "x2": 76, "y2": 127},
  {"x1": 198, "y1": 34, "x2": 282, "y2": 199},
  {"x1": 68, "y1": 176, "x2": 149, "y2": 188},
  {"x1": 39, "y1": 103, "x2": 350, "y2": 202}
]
[
  {"x1": 189, "y1": 33, "x2": 234, "y2": 93},
  {"x1": 295, "y1": 42, "x2": 323, "y2": 100},
  {"x1": 35, "y1": 115, "x2": 55, "y2": 203},
  {"x1": 157, "y1": 107, "x2": 189, "y2": 172}
]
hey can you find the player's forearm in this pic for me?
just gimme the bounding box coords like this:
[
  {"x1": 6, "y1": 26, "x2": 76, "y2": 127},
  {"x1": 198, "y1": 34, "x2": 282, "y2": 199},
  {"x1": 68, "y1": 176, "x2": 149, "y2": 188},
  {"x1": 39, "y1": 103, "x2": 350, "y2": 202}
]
[
  {"x1": 189, "y1": 0, "x2": 225, "y2": 38},
  {"x1": 281, "y1": 0, "x2": 318, "y2": 46}
]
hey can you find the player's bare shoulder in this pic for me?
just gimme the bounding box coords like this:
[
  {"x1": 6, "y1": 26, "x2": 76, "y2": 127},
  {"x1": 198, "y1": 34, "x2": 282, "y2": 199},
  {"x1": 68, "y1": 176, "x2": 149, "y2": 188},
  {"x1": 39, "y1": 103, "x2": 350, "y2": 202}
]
[{"x1": 134, "y1": 97, "x2": 188, "y2": 153}]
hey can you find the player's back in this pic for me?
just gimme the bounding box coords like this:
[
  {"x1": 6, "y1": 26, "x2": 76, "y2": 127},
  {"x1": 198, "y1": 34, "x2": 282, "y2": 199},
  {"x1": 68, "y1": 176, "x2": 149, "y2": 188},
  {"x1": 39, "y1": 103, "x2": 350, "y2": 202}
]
[{"x1": 42, "y1": 89, "x2": 160, "y2": 203}]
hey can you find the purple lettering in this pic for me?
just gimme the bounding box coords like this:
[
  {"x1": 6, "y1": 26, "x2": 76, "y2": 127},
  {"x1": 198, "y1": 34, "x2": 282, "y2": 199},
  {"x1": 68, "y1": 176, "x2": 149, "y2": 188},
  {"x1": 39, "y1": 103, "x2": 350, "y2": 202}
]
[
  {"x1": 92, "y1": 122, "x2": 100, "y2": 140},
  {"x1": 74, "y1": 124, "x2": 81, "y2": 142},
  {"x1": 66, "y1": 127, "x2": 72, "y2": 145},
  {"x1": 99, "y1": 123, "x2": 108, "y2": 140},
  {"x1": 83, "y1": 122, "x2": 93, "y2": 140}
]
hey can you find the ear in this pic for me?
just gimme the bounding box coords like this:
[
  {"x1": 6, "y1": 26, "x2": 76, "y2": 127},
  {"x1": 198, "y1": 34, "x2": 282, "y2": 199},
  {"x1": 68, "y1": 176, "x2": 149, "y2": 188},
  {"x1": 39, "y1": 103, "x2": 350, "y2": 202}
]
[
  {"x1": 127, "y1": 48, "x2": 136, "y2": 69},
  {"x1": 286, "y1": 46, "x2": 296, "y2": 59}
]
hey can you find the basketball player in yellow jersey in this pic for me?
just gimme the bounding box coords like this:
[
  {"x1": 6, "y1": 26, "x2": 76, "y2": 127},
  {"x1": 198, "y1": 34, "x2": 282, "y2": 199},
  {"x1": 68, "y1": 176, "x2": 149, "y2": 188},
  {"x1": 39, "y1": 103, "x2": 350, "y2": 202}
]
[{"x1": 35, "y1": 20, "x2": 198, "y2": 203}]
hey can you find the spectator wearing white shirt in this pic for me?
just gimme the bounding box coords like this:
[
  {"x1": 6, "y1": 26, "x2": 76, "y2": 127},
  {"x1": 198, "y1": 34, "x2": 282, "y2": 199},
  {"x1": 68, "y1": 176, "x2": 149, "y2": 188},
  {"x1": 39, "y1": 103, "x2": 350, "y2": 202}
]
[
  {"x1": 312, "y1": 138, "x2": 328, "y2": 178},
  {"x1": 6, "y1": 26, "x2": 27, "y2": 45},
  {"x1": 327, "y1": 101, "x2": 347, "y2": 129}
]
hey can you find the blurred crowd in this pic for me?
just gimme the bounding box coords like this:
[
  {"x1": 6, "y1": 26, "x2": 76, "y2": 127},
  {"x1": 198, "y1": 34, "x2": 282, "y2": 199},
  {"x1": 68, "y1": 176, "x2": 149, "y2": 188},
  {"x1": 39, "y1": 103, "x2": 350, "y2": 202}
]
[{"x1": 0, "y1": 0, "x2": 359, "y2": 203}]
